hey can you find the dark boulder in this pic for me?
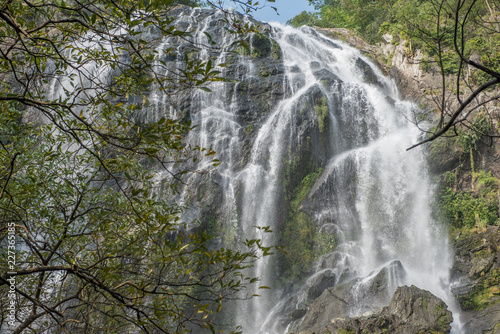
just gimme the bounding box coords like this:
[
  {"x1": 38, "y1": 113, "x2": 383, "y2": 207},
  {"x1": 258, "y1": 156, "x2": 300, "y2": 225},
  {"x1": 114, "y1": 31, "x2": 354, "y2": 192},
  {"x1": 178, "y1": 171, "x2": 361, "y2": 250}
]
[
  {"x1": 355, "y1": 57, "x2": 385, "y2": 89},
  {"x1": 292, "y1": 261, "x2": 407, "y2": 333},
  {"x1": 291, "y1": 285, "x2": 453, "y2": 334}
]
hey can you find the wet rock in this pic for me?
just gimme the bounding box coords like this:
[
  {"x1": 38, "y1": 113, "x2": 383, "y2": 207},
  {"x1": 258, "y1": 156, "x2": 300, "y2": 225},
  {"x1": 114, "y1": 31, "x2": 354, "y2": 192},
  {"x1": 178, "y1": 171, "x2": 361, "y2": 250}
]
[
  {"x1": 292, "y1": 277, "x2": 356, "y2": 333},
  {"x1": 195, "y1": 172, "x2": 223, "y2": 208},
  {"x1": 313, "y1": 68, "x2": 341, "y2": 88},
  {"x1": 278, "y1": 84, "x2": 336, "y2": 199},
  {"x1": 292, "y1": 261, "x2": 407, "y2": 333},
  {"x1": 304, "y1": 269, "x2": 337, "y2": 302},
  {"x1": 383, "y1": 285, "x2": 452, "y2": 334},
  {"x1": 285, "y1": 34, "x2": 306, "y2": 50},
  {"x1": 309, "y1": 61, "x2": 321, "y2": 69},
  {"x1": 301, "y1": 26, "x2": 342, "y2": 50},
  {"x1": 291, "y1": 308, "x2": 307, "y2": 320},
  {"x1": 291, "y1": 285, "x2": 453, "y2": 334},
  {"x1": 315, "y1": 252, "x2": 353, "y2": 283},
  {"x1": 355, "y1": 57, "x2": 384, "y2": 88},
  {"x1": 251, "y1": 34, "x2": 271, "y2": 57}
]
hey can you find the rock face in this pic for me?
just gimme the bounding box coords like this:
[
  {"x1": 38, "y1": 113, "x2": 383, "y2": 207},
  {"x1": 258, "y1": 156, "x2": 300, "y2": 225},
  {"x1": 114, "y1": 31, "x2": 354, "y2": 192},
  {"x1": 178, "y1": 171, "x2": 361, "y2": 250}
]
[
  {"x1": 462, "y1": 303, "x2": 500, "y2": 334},
  {"x1": 313, "y1": 27, "x2": 435, "y2": 102},
  {"x1": 426, "y1": 135, "x2": 465, "y2": 175},
  {"x1": 293, "y1": 261, "x2": 407, "y2": 333},
  {"x1": 450, "y1": 226, "x2": 500, "y2": 333},
  {"x1": 293, "y1": 285, "x2": 452, "y2": 334}
]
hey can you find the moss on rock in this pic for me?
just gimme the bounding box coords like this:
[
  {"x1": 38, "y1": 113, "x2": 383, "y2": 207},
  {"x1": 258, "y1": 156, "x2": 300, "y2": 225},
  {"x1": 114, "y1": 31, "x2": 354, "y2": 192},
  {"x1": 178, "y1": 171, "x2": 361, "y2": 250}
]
[
  {"x1": 458, "y1": 268, "x2": 500, "y2": 311},
  {"x1": 290, "y1": 168, "x2": 323, "y2": 212},
  {"x1": 451, "y1": 226, "x2": 500, "y2": 318},
  {"x1": 278, "y1": 165, "x2": 338, "y2": 282},
  {"x1": 314, "y1": 96, "x2": 328, "y2": 133}
]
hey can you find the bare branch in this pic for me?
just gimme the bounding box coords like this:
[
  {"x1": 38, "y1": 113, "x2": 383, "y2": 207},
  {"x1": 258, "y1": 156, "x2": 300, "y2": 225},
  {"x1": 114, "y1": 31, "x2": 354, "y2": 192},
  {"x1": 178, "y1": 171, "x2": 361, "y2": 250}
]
[{"x1": 407, "y1": 77, "x2": 500, "y2": 150}]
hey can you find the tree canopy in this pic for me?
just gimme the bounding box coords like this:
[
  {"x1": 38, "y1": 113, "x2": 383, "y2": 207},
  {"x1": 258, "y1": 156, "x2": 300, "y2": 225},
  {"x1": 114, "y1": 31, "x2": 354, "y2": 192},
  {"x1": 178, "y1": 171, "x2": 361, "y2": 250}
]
[{"x1": 0, "y1": 1, "x2": 275, "y2": 333}]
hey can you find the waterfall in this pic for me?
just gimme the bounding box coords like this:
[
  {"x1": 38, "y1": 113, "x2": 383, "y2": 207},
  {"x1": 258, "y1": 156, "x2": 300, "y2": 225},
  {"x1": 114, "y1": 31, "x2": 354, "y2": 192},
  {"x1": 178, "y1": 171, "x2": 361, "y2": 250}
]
[
  {"x1": 16, "y1": 4, "x2": 463, "y2": 333},
  {"x1": 139, "y1": 8, "x2": 459, "y2": 333},
  {"x1": 250, "y1": 25, "x2": 457, "y2": 333}
]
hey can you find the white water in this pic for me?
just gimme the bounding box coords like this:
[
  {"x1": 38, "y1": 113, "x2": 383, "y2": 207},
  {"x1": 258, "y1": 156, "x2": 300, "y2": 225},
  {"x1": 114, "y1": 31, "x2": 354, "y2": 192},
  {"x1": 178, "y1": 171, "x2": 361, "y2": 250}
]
[
  {"x1": 180, "y1": 21, "x2": 460, "y2": 332},
  {"x1": 47, "y1": 8, "x2": 460, "y2": 332},
  {"x1": 264, "y1": 25, "x2": 462, "y2": 333}
]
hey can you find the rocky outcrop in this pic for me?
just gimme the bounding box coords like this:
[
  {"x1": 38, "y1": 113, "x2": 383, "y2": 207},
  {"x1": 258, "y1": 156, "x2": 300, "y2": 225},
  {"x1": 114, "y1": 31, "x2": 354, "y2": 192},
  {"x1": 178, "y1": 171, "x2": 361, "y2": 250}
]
[
  {"x1": 289, "y1": 261, "x2": 406, "y2": 333},
  {"x1": 426, "y1": 135, "x2": 465, "y2": 175},
  {"x1": 450, "y1": 226, "x2": 500, "y2": 333},
  {"x1": 292, "y1": 285, "x2": 452, "y2": 334},
  {"x1": 462, "y1": 303, "x2": 500, "y2": 334}
]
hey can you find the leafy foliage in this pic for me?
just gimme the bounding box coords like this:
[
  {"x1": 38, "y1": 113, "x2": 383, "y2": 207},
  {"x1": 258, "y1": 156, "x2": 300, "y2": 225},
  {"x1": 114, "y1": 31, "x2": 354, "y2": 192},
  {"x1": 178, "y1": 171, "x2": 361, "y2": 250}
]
[
  {"x1": 457, "y1": 114, "x2": 492, "y2": 155},
  {"x1": 291, "y1": 0, "x2": 398, "y2": 43},
  {"x1": 287, "y1": 10, "x2": 319, "y2": 27},
  {"x1": 439, "y1": 170, "x2": 499, "y2": 230},
  {"x1": 0, "y1": 1, "x2": 274, "y2": 333}
]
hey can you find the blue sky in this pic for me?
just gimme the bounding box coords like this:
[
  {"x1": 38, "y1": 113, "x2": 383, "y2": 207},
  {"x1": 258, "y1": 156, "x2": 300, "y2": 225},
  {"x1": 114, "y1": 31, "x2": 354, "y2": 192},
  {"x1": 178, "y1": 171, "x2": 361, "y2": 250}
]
[{"x1": 233, "y1": 0, "x2": 315, "y2": 24}]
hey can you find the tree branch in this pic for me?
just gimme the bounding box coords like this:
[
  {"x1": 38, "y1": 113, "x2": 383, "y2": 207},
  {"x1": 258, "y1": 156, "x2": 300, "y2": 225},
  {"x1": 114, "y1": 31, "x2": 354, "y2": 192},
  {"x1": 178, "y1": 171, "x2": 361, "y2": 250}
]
[
  {"x1": 0, "y1": 152, "x2": 19, "y2": 200},
  {"x1": 407, "y1": 77, "x2": 500, "y2": 150}
]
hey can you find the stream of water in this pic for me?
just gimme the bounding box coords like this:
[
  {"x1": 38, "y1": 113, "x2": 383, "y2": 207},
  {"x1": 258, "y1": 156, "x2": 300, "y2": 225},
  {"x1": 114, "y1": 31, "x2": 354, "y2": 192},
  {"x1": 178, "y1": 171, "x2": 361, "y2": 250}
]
[{"x1": 175, "y1": 16, "x2": 460, "y2": 332}]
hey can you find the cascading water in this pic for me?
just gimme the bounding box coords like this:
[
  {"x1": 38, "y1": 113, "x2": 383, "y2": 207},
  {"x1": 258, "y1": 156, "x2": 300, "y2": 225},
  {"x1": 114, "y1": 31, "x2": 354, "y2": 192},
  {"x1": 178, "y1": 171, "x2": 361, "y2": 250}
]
[
  {"x1": 135, "y1": 7, "x2": 460, "y2": 333},
  {"x1": 18, "y1": 4, "x2": 465, "y2": 333},
  {"x1": 247, "y1": 25, "x2": 459, "y2": 333}
]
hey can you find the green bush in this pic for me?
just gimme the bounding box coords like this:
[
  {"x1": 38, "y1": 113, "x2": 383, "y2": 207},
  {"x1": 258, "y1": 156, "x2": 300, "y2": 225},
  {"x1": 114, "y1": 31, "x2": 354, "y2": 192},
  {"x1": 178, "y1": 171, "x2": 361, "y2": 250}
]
[
  {"x1": 441, "y1": 188, "x2": 498, "y2": 229},
  {"x1": 440, "y1": 170, "x2": 499, "y2": 230}
]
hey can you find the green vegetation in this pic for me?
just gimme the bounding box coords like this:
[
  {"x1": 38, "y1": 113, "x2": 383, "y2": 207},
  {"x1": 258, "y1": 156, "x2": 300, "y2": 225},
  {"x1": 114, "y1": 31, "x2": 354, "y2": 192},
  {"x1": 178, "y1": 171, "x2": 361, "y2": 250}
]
[
  {"x1": 280, "y1": 167, "x2": 338, "y2": 282},
  {"x1": 290, "y1": 168, "x2": 323, "y2": 212},
  {"x1": 457, "y1": 114, "x2": 493, "y2": 171},
  {"x1": 290, "y1": 0, "x2": 398, "y2": 43},
  {"x1": 0, "y1": 1, "x2": 275, "y2": 333},
  {"x1": 338, "y1": 329, "x2": 355, "y2": 334},
  {"x1": 439, "y1": 170, "x2": 499, "y2": 230},
  {"x1": 282, "y1": 211, "x2": 317, "y2": 280},
  {"x1": 315, "y1": 96, "x2": 329, "y2": 133},
  {"x1": 436, "y1": 113, "x2": 498, "y2": 232},
  {"x1": 458, "y1": 268, "x2": 500, "y2": 310},
  {"x1": 445, "y1": 206, "x2": 500, "y2": 311}
]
